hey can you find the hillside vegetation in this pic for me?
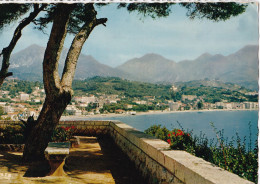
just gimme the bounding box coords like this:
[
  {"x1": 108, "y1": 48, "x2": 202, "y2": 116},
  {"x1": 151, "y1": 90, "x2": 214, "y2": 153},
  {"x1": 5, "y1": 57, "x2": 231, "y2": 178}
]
[
  {"x1": 0, "y1": 77, "x2": 257, "y2": 103},
  {"x1": 72, "y1": 77, "x2": 257, "y2": 103},
  {"x1": 72, "y1": 77, "x2": 172, "y2": 99}
]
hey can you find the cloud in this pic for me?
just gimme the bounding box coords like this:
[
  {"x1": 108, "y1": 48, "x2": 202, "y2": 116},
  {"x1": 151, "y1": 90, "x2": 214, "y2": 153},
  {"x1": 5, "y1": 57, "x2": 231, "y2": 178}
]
[
  {"x1": 0, "y1": 3, "x2": 258, "y2": 67},
  {"x1": 82, "y1": 3, "x2": 258, "y2": 65}
]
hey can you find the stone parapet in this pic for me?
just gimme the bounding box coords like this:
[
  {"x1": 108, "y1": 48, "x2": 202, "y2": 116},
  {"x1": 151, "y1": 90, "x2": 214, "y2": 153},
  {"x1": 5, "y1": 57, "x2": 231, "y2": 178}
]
[{"x1": 0, "y1": 120, "x2": 253, "y2": 184}]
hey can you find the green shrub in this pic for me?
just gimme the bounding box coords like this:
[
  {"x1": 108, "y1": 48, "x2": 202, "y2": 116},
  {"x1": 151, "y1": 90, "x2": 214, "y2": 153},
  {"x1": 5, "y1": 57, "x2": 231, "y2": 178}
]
[
  {"x1": 51, "y1": 126, "x2": 76, "y2": 142},
  {"x1": 0, "y1": 125, "x2": 24, "y2": 144},
  {"x1": 166, "y1": 129, "x2": 193, "y2": 151},
  {"x1": 144, "y1": 123, "x2": 258, "y2": 183},
  {"x1": 144, "y1": 124, "x2": 170, "y2": 141}
]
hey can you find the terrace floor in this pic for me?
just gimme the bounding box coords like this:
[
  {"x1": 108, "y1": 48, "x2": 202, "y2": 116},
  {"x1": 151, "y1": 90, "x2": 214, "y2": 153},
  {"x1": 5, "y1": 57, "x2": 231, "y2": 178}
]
[{"x1": 0, "y1": 136, "x2": 146, "y2": 184}]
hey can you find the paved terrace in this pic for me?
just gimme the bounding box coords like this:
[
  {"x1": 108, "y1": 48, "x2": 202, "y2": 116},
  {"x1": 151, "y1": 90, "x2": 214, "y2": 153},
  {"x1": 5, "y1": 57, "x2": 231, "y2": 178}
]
[{"x1": 0, "y1": 120, "x2": 254, "y2": 184}]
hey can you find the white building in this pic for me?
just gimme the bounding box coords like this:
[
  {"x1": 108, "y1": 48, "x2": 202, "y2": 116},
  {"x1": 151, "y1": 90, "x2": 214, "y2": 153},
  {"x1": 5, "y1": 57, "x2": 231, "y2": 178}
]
[
  {"x1": 20, "y1": 93, "x2": 30, "y2": 101},
  {"x1": 224, "y1": 103, "x2": 232, "y2": 110},
  {"x1": 0, "y1": 102, "x2": 6, "y2": 106},
  {"x1": 4, "y1": 106, "x2": 14, "y2": 114},
  {"x1": 244, "y1": 102, "x2": 259, "y2": 109},
  {"x1": 65, "y1": 105, "x2": 82, "y2": 116},
  {"x1": 74, "y1": 96, "x2": 96, "y2": 104},
  {"x1": 171, "y1": 85, "x2": 178, "y2": 92},
  {"x1": 182, "y1": 95, "x2": 197, "y2": 101},
  {"x1": 134, "y1": 100, "x2": 147, "y2": 105},
  {"x1": 215, "y1": 102, "x2": 224, "y2": 108},
  {"x1": 168, "y1": 101, "x2": 181, "y2": 111}
]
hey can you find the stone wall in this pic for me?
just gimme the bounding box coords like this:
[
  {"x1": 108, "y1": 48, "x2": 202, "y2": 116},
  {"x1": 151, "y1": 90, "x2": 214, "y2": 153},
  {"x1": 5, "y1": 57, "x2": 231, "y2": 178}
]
[{"x1": 0, "y1": 120, "x2": 253, "y2": 184}]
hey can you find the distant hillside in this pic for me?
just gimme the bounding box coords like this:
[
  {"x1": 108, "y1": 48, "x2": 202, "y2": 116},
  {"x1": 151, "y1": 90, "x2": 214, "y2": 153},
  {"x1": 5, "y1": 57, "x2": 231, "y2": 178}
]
[
  {"x1": 8, "y1": 44, "x2": 131, "y2": 82},
  {"x1": 117, "y1": 45, "x2": 258, "y2": 90},
  {"x1": 72, "y1": 76, "x2": 172, "y2": 98},
  {"x1": 5, "y1": 44, "x2": 259, "y2": 90},
  {"x1": 1, "y1": 77, "x2": 257, "y2": 103},
  {"x1": 72, "y1": 77, "x2": 257, "y2": 103}
]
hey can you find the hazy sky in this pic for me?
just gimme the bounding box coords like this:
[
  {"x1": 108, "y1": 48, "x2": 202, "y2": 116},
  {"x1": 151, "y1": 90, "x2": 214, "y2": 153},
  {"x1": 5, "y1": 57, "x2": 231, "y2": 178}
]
[{"x1": 0, "y1": 3, "x2": 258, "y2": 67}]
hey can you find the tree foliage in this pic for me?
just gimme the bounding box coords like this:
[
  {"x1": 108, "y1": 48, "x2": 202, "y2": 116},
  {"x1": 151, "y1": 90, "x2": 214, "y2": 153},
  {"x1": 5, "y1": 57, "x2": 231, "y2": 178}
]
[
  {"x1": 181, "y1": 2, "x2": 247, "y2": 21},
  {"x1": 118, "y1": 3, "x2": 247, "y2": 21},
  {"x1": 0, "y1": 4, "x2": 32, "y2": 30}
]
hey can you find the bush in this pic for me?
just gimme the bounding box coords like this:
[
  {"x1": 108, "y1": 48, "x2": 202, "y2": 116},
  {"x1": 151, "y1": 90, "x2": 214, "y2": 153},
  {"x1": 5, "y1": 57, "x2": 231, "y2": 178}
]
[
  {"x1": 144, "y1": 125, "x2": 170, "y2": 141},
  {"x1": 0, "y1": 124, "x2": 76, "y2": 144},
  {"x1": 144, "y1": 123, "x2": 258, "y2": 183},
  {"x1": 51, "y1": 126, "x2": 76, "y2": 142},
  {"x1": 0, "y1": 125, "x2": 24, "y2": 144}
]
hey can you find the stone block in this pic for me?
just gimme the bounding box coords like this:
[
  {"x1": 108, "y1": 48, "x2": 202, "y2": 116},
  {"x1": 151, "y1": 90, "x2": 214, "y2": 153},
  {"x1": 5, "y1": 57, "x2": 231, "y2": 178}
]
[
  {"x1": 102, "y1": 121, "x2": 110, "y2": 126},
  {"x1": 162, "y1": 151, "x2": 176, "y2": 174},
  {"x1": 124, "y1": 131, "x2": 141, "y2": 148},
  {"x1": 157, "y1": 150, "x2": 166, "y2": 166},
  {"x1": 139, "y1": 138, "x2": 170, "y2": 161},
  {"x1": 79, "y1": 121, "x2": 85, "y2": 125},
  {"x1": 161, "y1": 150, "x2": 254, "y2": 184},
  {"x1": 59, "y1": 121, "x2": 65, "y2": 125}
]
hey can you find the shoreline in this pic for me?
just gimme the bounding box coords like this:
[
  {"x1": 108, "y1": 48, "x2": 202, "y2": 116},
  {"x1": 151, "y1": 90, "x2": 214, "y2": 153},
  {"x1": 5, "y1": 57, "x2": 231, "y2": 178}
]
[{"x1": 60, "y1": 109, "x2": 258, "y2": 120}]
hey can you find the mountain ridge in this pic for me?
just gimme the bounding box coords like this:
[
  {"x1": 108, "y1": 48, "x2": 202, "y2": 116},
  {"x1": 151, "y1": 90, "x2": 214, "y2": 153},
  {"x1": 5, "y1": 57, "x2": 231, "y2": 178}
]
[
  {"x1": 116, "y1": 44, "x2": 258, "y2": 90},
  {"x1": 4, "y1": 44, "x2": 258, "y2": 90}
]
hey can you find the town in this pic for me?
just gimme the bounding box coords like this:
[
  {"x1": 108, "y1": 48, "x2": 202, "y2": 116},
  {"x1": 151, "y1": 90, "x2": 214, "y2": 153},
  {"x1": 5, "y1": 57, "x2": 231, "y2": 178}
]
[{"x1": 0, "y1": 78, "x2": 258, "y2": 120}]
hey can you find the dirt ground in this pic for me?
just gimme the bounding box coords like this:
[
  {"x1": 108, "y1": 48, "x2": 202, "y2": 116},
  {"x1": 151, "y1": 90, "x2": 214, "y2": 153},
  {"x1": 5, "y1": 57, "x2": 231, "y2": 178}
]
[{"x1": 0, "y1": 136, "x2": 147, "y2": 184}]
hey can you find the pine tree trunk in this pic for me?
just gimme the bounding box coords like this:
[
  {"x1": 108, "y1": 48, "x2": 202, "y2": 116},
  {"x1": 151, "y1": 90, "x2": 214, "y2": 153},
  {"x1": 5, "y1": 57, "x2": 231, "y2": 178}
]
[
  {"x1": 22, "y1": 4, "x2": 107, "y2": 162},
  {"x1": 23, "y1": 4, "x2": 73, "y2": 162},
  {"x1": 23, "y1": 93, "x2": 72, "y2": 161}
]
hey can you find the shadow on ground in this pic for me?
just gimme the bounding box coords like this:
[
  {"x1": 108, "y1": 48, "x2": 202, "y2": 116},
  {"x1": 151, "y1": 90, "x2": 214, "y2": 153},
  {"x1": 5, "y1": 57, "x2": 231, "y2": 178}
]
[
  {"x1": 0, "y1": 151, "x2": 50, "y2": 177},
  {"x1": 98, "y1": 136, "x2": 147, "y2": 184},
  {"x1": 0, "y1": 136, "x2": 147, "y2": 184},
  {"x1": 66, "y1": 136, "x2": 147, "y2": 184}
]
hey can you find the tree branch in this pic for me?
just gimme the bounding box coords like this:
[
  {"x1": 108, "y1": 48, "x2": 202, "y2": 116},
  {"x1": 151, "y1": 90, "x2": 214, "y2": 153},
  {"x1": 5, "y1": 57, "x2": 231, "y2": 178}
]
[
  {"x1": 95, "y1": 18, "x2": 108, "y2": 27},
  {"x1": 60, "y1": 6, "x2": 107, "y2": 89},
  {"x1": 42, "y1": 4, "x2": 74, "y2": 97},
  {"x1": 0, "y1": 4, "x2": 47, "y2": 87}
]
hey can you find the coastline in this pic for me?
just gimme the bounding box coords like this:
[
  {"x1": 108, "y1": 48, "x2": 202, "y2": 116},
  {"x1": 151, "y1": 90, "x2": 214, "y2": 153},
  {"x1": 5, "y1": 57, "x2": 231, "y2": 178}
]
[{"x1": 60, "y1": 108, "x2": 258, "y2": 121}]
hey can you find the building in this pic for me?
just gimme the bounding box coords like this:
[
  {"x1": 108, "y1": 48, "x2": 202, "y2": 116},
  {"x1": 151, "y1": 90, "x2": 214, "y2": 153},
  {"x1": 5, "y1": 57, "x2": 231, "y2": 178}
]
[
  {"x1": 20, "y1": 93, "x2": 30, "y2": 101},
  {"x1": 224, "y1": 103, "x2": 232, "y2": 110},
  {"x1": 171, "y1": 85, "x2": 178, "y2": 92},
  {"x1": 0, "y1": 102, "x2": 6, "y2": 106},
  {"x1": 244, "y1": 102, "x2": 259, "y2": 109},
  {"x1": 182, "y1": 95, "x2": 197, "y2": 101},
  {"x1": 134, "y1": 100, "x2": 147, "y2": 105},
  {"x1": 4, "y1": 106, "x2": 14, "y2": 114},
  {"x1": 231, "y1": 102, "x2": 243, "y2": 109},
  {"x1": 215, "y1": 102, "x2": 224, "y2": 108},
  {"x1": 65, "y1": 105, "x2": 82, "y2": 116},
  {"x1": 74, "y1": 96, "x2": 96, "y2": 104},
  {"x1": 115, "y1": 109, "x2": 125, "y2": 114},
  {"x1": 168, "y1": 101, "x2": 181, "y2": 111},
  {"x1": 124, "y1": 104, "x2": 133, "y2": 109}
]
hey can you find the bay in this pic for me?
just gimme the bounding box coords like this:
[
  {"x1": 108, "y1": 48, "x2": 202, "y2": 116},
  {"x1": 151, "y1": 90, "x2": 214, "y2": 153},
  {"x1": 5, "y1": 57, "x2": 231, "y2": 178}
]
[{"x1": 82, "y1": 110, "x2": 258, "y2": 148}]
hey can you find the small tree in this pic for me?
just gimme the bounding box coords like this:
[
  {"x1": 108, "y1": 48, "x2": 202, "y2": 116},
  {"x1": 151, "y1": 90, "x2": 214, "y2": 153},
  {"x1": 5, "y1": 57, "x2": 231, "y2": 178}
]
[
  {"x1": 0, "y1": 3, "x2": 247, "y2": 161},
  {"x1": 197, "y1": 101, "x2": 203, "y2": 110}
]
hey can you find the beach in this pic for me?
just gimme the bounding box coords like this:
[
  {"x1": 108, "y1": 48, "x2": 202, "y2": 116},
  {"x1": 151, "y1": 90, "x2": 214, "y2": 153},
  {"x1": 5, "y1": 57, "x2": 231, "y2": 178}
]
[{"x1": 60, "y1": 108, "x2": 257, "y2": 121}]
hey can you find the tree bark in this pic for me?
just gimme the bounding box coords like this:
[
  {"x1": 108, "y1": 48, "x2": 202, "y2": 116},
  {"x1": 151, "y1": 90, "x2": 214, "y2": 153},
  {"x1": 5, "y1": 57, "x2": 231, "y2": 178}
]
[
  {"x1": 0, "y1": 4, "x2": 46, "y2": 86},
  {"x1": 23, "y1": 4, "x2": 107, "y2": 161},
  {"x1": 23, "y1": 4, "x2": 74, "y2": 161}
]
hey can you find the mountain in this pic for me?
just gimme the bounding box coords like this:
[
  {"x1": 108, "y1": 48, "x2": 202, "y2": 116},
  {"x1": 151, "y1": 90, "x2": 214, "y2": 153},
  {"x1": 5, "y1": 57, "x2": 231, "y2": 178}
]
[
  {"x1": 9, "y1": 44, "x2": 46, "y2": 81},
  {"x1": 5, "y1": 44, "x2": 258, "y2": 90},
  {"x1": 116, "y1": 53, "x2": 178, "y2": 82},
  {"x1": 8, "y1": 44, "x2": 130, "y2": 81},
  {"x1": 117, "y1": 45, "x2": 259, "y2": 90}
]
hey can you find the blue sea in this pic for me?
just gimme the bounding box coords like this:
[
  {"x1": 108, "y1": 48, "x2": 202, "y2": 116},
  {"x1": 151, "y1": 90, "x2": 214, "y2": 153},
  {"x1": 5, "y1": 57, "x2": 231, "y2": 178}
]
[{"x1": 84, "y1": 110, "x2": 258, "y2": 148}]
